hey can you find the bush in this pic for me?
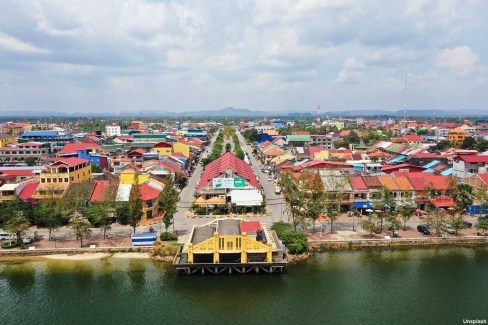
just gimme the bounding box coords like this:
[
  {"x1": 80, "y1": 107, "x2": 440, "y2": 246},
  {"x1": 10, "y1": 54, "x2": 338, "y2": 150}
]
[
  {"x1": 270, "y1": 221, "x2": 293, "y2": 238},
  {"x1": 160, "y1": 232, "x2": 178, "y2": 241},
  {"x1": 1, "y1": 241, "x2": 20, "y2": 249},
  {"x1": 153, "y1": 241, "x2": 182, "y2": 256},
  {"x1": 281, "y1": 231, "x2": 308, "y2": 255}
]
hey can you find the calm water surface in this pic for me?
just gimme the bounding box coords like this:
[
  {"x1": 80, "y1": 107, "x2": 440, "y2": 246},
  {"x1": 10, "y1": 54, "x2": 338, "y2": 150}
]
[{"x1": 1, "y1": 247, "x2": 487, "y2": 324}]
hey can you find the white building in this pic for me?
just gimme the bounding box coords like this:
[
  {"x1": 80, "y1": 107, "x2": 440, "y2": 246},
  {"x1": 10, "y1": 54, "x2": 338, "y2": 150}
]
[
  {"x1": 105, "y1": 124, "x2": 121, "y2": 137},
  {"x1": 255, "y1": 125, "x2": 276, "y2": 133}
]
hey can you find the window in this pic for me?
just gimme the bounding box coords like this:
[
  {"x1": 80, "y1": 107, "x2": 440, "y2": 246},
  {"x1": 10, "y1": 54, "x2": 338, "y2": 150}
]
[{"x1": 64, "y1": 178, "x2": 68, "y2": 182}]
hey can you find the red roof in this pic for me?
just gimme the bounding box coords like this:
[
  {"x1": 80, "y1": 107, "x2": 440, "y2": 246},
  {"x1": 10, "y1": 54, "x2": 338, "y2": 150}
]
[
  {"x1": 407, "y1": 176, "x2": 426, "y2": 191},
  {"x1": 140, "y1": 183, "x2": 160, "y2": 201},
  {"x1": 292, "y1": 131, "x2": 310, "y2": 135},
  {"x1": 478, "y1": 174, "x2": 488, "y2": 185},
  {"x1": 240, "y1": 221, "x2": 262, "y2": 233},
  {"x1": 456, "y1": 155, "x2": 488, "y2": 163},
  {"x1": 19, "y1": 182, "x2": 38, "y2": 200},
  {"x1": 308, "y1": 146, "x2": 325, "y2": 156},
  {"x1": 159, "y1": 160, "x2": 185, "y2": 175},
  {"x1": 153, "y1": 141, "x2": 173, "y2": 148},
  {"x1": 58, "y1": 143, "x2": 100, "y2": 155},
  {"x1": 0, "y1": 168, "x2": 40, "y2": 177},
  {"x1": 50, "y1": 157, "x2": 89, "y2": 168},
  {"x1": 90, "y1": 181, "x2": 111, "y2": 202},
  {"x1": 349, "y1": 175, "x2": 367, "y2": 190},
  {"x1": 431, "y1": 198, "x2": 455, "y2": 207},
  {"x1": 197, "y1": 152, "x2": 259, "y2": 190},
  {"x1": 404, "y1": 134, "x2": 423, "y2": 142},
  {"x1": 128, "y1": 149, "x2": 146, "y2": 156}
]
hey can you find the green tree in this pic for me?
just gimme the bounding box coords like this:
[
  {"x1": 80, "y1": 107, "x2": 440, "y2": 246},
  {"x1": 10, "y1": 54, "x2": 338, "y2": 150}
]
[
  {"x1": 4, "y1": 213, "x2": 30, "y2": 247},
  {"x1": 387, "y1": 215, "x2": 402, "y2": 237},
  {"x1": 85, "y1": 204, "x2": 111, "y2": 238},
  {"x1": 476, "y1": 219, "x2": 488, "y2": 234},
  {"x1": 24, "y1": 157, "x2": 38, "y2": 166},
  {"x1": 360, "y1": 215, "x2": 379, "y2": 238},
  {"x1": 91, "y1": 164, "x2": 103, "y2": 173},
  {"x1": 155, "y1": 177, "x2": 179, "y2": 231},
  {"x1": 475, "y1": 136, "x2": 488, "y2": 152},
  {"x1": 69, "y1": 211, "x2": 92, "y2": 247},
  {"x1": 397, "y1": 204, "x2": 416, "y2": 229},
  {"x1": 427, "y1": 208, "x2": 446, "y2": 237},
  {"x1": 452, "y1": 182, "x2": 474, "y2": 213},
  {"x1": 281, "y1": 172, "x2": 305, "y2": 231},
  {"x1": 451, "y1": 216, "x2": 467, "y2": 236},
  {"x1": 461, "y1": 136, "x2": 475, "y2": 149},
  {"x1": 128, "y1": 175, "x2": 143, "y2": 233},
  {"x1": 115, "y1": 203, "x2": 130, "y2": 225},
  {"x1": 374, "y1": 187, "x2": 395, "y2": 231},
  {"x1": 225, "y1": 143, "x2": 231, "y2": 152},
  {"x1": 300, "y1": 171, "x2": 326, "y2": 233}
]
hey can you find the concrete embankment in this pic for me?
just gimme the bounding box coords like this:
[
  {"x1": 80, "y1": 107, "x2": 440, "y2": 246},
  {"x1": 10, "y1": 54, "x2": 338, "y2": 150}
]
[
  {"x1": 309, "y1": 236, "x2": 488, "y2": 251},
  {"x1": 0, "y1": 246, "x2": 152, "y2": 258}
]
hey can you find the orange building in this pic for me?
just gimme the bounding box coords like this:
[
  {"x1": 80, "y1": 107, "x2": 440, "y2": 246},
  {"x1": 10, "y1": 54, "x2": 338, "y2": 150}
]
[{"x1": 448, "y1": 127, "x2": 468, "y2": 144}]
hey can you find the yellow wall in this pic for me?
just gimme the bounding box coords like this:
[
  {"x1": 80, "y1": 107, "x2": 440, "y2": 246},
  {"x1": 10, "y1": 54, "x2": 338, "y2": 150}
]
[
  {"x1": 175, "y1": 130, "x2": 187, "y2": 136},
  {"x1": 0, "y1": 135, "x2": 16, "y2": 147},
  {"x1": 119, "y1": 170, "x2": 150, "y2": 184},
  {"x1": 153, "y1": 147, "x2": 172, "y2": 156},
  {"x1": 172, "y1": 142, "x2": 190, "y2": 157},
  {"x1": 69, "y1": 165, "x2": 92, "y2": 183},
  {"x1": 313, "y1": 150, "x2": 330, "y2": 160}
]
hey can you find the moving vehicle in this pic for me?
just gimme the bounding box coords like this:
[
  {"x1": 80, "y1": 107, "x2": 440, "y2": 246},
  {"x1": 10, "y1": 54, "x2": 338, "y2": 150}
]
[{"x1": 417, "y1": 224, "x2": 430, "y2": 235}]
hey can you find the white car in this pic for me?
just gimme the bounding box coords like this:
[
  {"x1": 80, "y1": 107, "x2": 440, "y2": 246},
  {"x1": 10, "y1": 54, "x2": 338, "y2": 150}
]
[
  {"x1": 267, "y1": 176, "x2": 273, "y2": 181},
  {"x1": 22, "y1": 236, "x2": 33, "y2": 244}
]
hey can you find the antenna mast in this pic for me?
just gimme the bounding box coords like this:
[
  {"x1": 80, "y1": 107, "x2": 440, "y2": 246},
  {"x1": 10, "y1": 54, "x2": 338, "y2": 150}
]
[{"x1": 403, "y1": 73, "x2": 407, "y2": 122}]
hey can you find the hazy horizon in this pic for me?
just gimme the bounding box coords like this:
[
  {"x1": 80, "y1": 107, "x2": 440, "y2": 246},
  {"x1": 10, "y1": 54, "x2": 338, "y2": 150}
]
[{"x1": 1, "y1": 1, "x2": 487, "y2": 113}]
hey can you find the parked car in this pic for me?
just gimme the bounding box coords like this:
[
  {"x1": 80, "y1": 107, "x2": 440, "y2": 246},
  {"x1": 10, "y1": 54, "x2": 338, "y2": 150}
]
[
  {"x1": 267, "y1": 176, "x2": 273, "y2": 181},
  {"x1": 274, "y1": 186, "x2": 281, "y2": 194},
  {"x1": 462, "y1": 221, "x2": 473, "y2": 228},
  {"x1": 22, "y1": 236, "x2": 32, "y2": 244},
  {"x1": 441, "y1": 224, "x2": 456, "y2": 234},
  {"x1": 0, "y1": 232, "x2": 15, "y2": 241},
  {"x1": 417, "y1": 224, "x2": 430, "y2": 235}
]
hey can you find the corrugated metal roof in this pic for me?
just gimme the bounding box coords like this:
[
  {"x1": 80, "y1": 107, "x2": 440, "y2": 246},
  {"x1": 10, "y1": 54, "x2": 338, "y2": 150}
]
[{"x1": 115, "y1": 184, "x2": 132, "y2": 202}]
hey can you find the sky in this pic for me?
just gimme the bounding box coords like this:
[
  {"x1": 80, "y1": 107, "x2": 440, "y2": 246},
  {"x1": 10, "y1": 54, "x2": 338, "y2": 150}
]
[{"x1": 0, "y1": 0, "x2": 487, "y2": 113}]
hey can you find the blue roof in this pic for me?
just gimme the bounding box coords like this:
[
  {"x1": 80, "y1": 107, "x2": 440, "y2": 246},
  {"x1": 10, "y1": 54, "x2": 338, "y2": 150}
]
[
  {"x1": 423, "y1": 168, "x2": 435, "y2": 173},
  {"x1": 386, "y1": 155, "x2": 406, "y2": 164},
  {"x1": 131, "y1": 232, "x2": 157, "y2": 238},
  {"x1": 423, "y1": 160, "x2": 440, "y2": 168},
  {"x1": 440, "y1": 168, "x2": 453, "y2": 175},
  {"x1": 22, "y1": 131, "x2": 65, "y2": 137},
  {"x1": 353, "y1": 164, "x2": 364, "y2": 172}
]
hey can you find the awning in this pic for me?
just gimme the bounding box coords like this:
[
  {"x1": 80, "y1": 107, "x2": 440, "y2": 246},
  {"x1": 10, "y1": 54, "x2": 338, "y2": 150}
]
[
  {"x1": 431, "y1": 199, "x2": 455, "y2": 207},
  {"x1": 230, "y1": 189, "x2": 263, "y2": 206},
  {"x1": 354, "y1": 202, "x2": 372, "y2": 209}
]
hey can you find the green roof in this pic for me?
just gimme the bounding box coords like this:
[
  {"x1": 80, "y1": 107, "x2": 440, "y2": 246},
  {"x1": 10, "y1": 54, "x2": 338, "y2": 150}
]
[
  {"x1": 133, "y1": 134, "x2": 168, "y2": 139},
  {"x1": 286, "y1": 135, "x2": 311, "y2": 141}
]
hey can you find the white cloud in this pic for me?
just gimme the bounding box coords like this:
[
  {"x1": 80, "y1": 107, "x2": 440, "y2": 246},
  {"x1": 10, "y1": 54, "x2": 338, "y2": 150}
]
[
  {"x1": 0, "y1": 32, "x2": 50, "y2": 54},
  {"x1": 437, "y1": 46, "x2": 479, "y2": 76},
  {"x1": 0, "y1": 0, "x2": 487, "y2": 111}
]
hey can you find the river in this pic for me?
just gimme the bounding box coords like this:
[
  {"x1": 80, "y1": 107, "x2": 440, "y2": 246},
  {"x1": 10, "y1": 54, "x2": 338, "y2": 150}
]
[{"x1": 1, "y1": 247, "x2": 487, "y2": 324}]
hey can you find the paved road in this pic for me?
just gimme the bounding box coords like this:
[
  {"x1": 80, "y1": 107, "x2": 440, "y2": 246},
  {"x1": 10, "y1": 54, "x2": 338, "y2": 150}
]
[
  {"x1": 235, "y1": 129, "x2": 287, "y2": 223},
  {"x1": 173, "y1": 134, "x2": 217, "y2": 232}
]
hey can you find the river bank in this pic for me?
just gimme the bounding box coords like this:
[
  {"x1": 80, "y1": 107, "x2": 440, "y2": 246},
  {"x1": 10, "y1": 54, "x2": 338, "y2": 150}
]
[{"x1": 309, "y1": 235, "x2": 488, "y2": 251}]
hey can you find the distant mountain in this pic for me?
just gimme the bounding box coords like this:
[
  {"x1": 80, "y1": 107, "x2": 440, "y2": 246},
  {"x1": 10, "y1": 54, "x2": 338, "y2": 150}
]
[{"x1": 1, "y1": 107, "x2": 488, "y2": 118}]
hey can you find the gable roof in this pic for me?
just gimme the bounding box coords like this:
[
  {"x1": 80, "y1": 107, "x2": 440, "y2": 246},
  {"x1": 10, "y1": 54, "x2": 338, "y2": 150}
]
[
  {"x1": 19, "y1": 182, "x2": 39, "y2": 200},
  {"x1": 50, "y1": 157, "x2": 89, "y2": 168},
  {"x1": 58, "y1": 143, "x2": 100, "y2": 155},
  {"x1": 197, "y1": 152, "x2": 259, "y2": 190}
]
